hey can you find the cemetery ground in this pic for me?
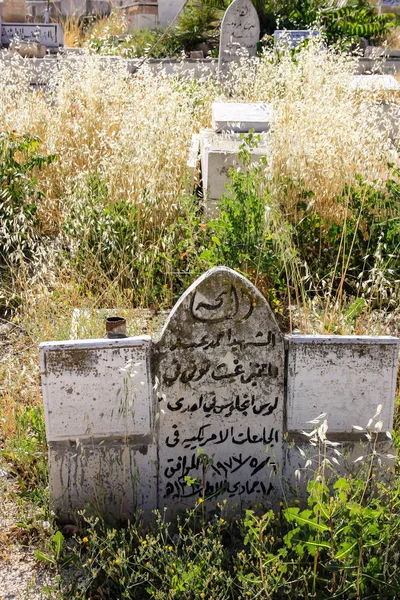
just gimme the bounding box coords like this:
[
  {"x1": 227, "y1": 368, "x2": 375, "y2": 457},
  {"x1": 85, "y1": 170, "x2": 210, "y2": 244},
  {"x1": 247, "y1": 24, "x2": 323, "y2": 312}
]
[{"x1": 1, "y1": 41, "x2": 400, "y2": 598}]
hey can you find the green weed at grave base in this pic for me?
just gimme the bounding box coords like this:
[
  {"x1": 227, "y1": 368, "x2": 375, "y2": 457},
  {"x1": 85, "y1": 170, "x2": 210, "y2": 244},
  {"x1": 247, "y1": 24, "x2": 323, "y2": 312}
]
[
  {"x1": 1, "y1": 406, "x2": 48, "y2": 506},
  {"x1": 33, "y1": 432, "x2": 400, "y2": 600}
]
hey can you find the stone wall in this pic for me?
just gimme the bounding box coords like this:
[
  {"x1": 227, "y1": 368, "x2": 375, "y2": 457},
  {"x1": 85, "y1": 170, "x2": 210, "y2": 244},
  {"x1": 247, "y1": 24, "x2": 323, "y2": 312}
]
[{"x1": 2, "y1": 0, "x2": 27, "y2": 22}]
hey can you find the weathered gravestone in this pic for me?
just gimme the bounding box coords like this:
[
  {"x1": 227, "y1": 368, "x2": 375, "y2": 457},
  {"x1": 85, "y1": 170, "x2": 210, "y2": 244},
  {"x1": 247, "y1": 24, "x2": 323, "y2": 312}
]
[
  {"x1": 273, "y1": 29, "x2": 320, "y2": 48},
  {"x1": 1, "y1": 22, "x2": 64, "y2": 49},
  {"x1": 40, "y1": 267, "x2": 400, "y2": 523},
  {"x1": 154, "y1": 267, "x2": 284, "y2": 512},
  {"x1": 218, "y1": 0, "x2": 260, "y2": 73}
]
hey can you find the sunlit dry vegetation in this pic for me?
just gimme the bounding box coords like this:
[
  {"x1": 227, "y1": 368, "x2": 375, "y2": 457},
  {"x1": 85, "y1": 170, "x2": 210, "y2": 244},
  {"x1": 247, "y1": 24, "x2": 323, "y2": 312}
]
[
  {"x1": 1, "y1": 42, "x2": 398, "y2": 312},
  {"x1": 0, "y1": 40, "x2": 399, "y2": 442},
  {"x1": 0, "y1": 40, "x2": 400, "y2": 599}
]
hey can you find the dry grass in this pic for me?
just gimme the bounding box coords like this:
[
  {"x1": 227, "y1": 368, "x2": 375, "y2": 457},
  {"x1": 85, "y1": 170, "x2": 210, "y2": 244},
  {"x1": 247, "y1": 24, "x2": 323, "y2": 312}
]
[
  {"x1": 0, "y1": 42, "x2": 397, "y2": 229},
  {"x1": 84, "y1": 9, "x2": 127, "y2": 43},
  {"x1": 62, "y1": 15, "x2": 86, "y2": 48},
  {"x1": 385, "y1": 25, "x2": 400, "y2": 49},
  {"x1": 224, "y1": 44, "x2": 400, "y2": 218}
]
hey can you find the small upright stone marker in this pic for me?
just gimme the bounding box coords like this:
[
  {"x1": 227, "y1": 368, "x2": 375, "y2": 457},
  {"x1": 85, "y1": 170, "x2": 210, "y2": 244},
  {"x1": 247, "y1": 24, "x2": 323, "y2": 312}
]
[
  {"x1": 218, "y1": 0, "x2": 260, "y2": 73},
  {"x1": 154, "y1": 267, "x2": 284, "y2": 513}
]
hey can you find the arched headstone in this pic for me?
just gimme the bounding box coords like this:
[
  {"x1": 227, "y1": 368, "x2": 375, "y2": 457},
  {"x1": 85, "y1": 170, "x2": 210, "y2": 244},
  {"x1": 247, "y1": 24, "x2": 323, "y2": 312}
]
[
  {"x1": 218, "y1": 0, "x2": 260, "y2": 73},
  {"x1": 154, "y1": 267, "x2": 284, "y2": 513}
]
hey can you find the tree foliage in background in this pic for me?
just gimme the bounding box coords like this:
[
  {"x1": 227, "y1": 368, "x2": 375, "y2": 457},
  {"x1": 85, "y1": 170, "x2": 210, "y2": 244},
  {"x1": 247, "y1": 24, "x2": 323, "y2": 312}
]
[
  {"x1": 266, "y1": 0, "x2": 398, "y2": 43},
  {"x1": 176, "y1": 0, "x2": 223, "y2": 51},
  {"x1": 321, "y1": 0, "x2": 397, "y2": 43}
]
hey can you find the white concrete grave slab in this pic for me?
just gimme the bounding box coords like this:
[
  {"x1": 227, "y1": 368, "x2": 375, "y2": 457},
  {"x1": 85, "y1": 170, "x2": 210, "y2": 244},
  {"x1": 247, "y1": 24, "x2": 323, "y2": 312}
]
[
  {"x1": 1, "y1": 23, "x2": 64, "y2": 49},
  {"x1": 49, "y1": 441, "x2": 157, "y2": 523},
  {"x1": 212, "y1": 102, "x2": 273, "y2": 133},
  {"x1": 286, "y1": 335, "x2": 400, "y2": 433},
  {"x1": 218, "y1": 0, "x2": 260, "y2": 72},
  {"x1": 40, "y1": 337, "x2": 152, "y2": 442},
  {"x1": 273, "y1": 29, "x2": 320, "y2": 47},
  {"x1": 155, "y1": 267, "x2": 284, "y2": 513}
]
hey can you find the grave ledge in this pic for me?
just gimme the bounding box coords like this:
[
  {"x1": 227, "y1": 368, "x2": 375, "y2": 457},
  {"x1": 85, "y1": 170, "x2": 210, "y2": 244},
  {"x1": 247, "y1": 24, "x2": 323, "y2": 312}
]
[
  {"x1": 285, "y1": 431, "x2": 391, "y2": 443},
  {"x1": 39, "y1": 335, "x2": 151, "y2": 352},
  {"x1": 47, "y1": 434, "x2": 154, "y2": 445},
  {"x1": 285, "y1": 333, "x2": 400, "y2": 344}
]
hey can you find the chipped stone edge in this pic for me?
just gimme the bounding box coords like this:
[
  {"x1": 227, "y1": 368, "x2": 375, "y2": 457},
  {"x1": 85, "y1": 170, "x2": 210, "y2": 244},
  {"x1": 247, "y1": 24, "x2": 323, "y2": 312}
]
[{"x1": 286, "y1": 334, "x2": 400, "y2": 344}]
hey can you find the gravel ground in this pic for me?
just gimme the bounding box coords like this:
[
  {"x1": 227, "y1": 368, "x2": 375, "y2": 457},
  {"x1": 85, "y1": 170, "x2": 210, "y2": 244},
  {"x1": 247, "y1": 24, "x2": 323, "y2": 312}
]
[
  {"x1": 0, "y1": 550, "x2": 56, "y2": 600},
  {"x1": 0, "y1": 477, "x2": 57, "y2": 600}
]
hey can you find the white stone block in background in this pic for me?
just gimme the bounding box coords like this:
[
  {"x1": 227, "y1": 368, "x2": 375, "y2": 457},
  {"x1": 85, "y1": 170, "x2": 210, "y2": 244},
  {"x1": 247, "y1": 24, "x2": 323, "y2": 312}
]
[
  {"x1": 286, "y1": 335, "x2": 400, "y2": 433},
  {"x1": 40, "y1": 337, "x2": 152, "y2": 442},
  {"x1": 212, "y1": 102, "x2": 273, "y2": 133},
  {"x1": 1, "y1": 23, "x2": 64, "y2": 49},
  {"x1": 350, "y1": 75, "x2": 400, "y2": 91},
  {"x1": 200, "y1": 130, "x2": 271, "y2": 207}
]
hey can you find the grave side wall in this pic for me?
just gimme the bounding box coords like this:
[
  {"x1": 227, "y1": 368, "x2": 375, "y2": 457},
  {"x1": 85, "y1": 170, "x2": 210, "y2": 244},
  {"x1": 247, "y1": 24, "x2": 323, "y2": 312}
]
[
  {"x1": 40, "y1": 337, "x2": 157, "y2": 523},
  {"x1": 286, "y1": 335, "x2": 399, "y2": 433}
]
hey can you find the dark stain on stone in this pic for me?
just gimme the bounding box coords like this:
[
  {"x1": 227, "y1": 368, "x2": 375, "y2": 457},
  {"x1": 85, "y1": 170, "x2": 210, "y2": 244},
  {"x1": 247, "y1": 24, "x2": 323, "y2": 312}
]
[{"x1": 46, "y1": 349, "x2": 100, "y2": 376}]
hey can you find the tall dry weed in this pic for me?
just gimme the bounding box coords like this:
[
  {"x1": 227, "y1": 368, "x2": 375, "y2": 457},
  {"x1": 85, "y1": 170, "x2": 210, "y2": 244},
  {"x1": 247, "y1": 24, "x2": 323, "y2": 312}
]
[
  {"x1": 224, "y1": 42, "x2": 400, "y2": 219},
  {"x1": 0, "y1": 44, "x2": 399, "y2": 439},
  {"x1": 0, "y1": 42, "x2": 398, "y2": 314},
  {"x1": 0, "y1": 43, "x2": 397, "y2": 231}
]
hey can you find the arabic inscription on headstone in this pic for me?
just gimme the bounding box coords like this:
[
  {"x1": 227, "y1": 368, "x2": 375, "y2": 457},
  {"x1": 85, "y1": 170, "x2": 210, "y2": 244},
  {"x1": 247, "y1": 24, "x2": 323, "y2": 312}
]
[
  {"x1": 154, "y1": 267, "x2": 284, "y2": 513},
  {"x1": 218, "y1": 0, "x2": 260, "y2": 72}
]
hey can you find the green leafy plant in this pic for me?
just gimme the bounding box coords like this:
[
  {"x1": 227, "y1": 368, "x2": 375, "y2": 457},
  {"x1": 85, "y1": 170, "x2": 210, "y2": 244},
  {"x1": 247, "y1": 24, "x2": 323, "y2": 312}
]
[
  {"x1": 0, "y1": 132, "x2": 56, "y2": 266},
  {"x1": 237, "y1": 412, "x2": 400, "y2": 599},
  {"x1": 88, "y1": 26, "x2": 184, "y2": 59},
  {"x1": 293, "y1": 170, "x2": 400, "y2": 309},
  {"x1": 35, "y1": 530, "x2": 66, "y2": 566},
  {"x1": 176, "y1": 0, "x2": 223, "y2": 53},
  {"x1": 321, "y1": 0, "x2": 397, "y2": 44},
  {"x1": 1, "y1": 406, "x2": 48, "y2": 504},
  {"x1": 63, "y1": 175, "x2": 208, "y2": 307},
  {"x1": 275, "y1": 0, "x2": 398, "y2": 45},
  {"x1": 66, "y1": 509, "x2": 231, "y2": 599},
  {"x1": 204, "y1": 133, "x2": 287, "y2": 303}
]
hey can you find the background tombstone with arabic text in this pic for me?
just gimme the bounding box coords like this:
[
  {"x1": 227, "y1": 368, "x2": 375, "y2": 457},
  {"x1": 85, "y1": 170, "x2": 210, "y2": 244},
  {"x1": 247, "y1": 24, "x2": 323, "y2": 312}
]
[
  {"x1": 154, "y1": 267, "x2": 284, "y2": 514},
  {"x1": 218, "y1": 0, "x2": 260, "y2": 73}
]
